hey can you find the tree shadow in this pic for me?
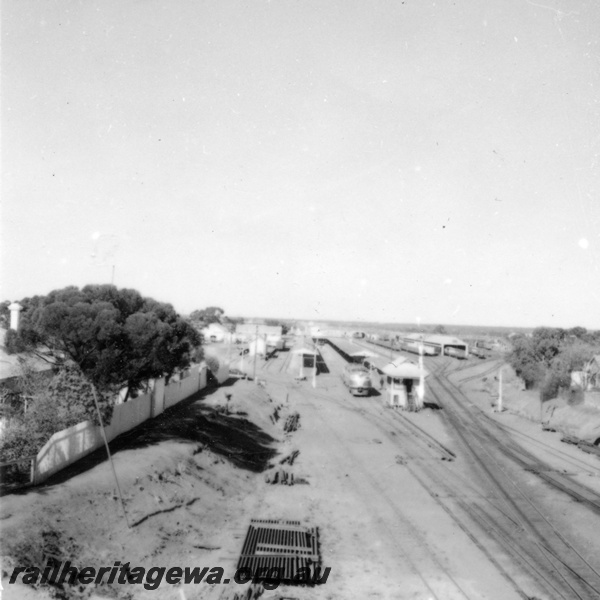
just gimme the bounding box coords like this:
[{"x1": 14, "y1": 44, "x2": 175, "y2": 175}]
[{"x1": 5, "y1": 388, "x2": 278, "y2": 495}]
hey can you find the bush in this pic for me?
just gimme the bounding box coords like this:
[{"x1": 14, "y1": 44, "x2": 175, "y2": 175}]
[
  {"x1": 540, "y1": 369, "x2": 562, "y2": 402},
  {"x1": 0, "y1": 366, "x2": 113, "y2": 471},
  {"x1": 507, "y1": 336, "x2": 542, "y2": 389}
]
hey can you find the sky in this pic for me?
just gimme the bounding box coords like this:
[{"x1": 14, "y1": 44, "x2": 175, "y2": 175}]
[{"x1": 2, "y1": 0, "x2": 600, "y2": 329}]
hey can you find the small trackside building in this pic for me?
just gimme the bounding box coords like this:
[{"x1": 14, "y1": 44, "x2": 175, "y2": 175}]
[{"x1": 382, "y1": 357, "x2": 429, "y2": 411}]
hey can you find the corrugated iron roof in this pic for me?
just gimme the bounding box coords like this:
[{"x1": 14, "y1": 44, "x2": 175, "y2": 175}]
[{"x1": 382, "y1": 359, "x2": 428, "y2": 379}]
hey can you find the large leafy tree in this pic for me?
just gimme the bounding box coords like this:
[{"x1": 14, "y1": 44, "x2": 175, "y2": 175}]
[
  {"x1": 8, "y1": 285, "x2": 202, "y2": 397},
  {"x1": 507, "y1": 335, "x2": 543, "y2": 389},
  {"x1": 189, "y1": 306, "x2": 224, "y2": 325},
  {"x1": 508, "y1": 326, "x2": 598, "y2": 397}
]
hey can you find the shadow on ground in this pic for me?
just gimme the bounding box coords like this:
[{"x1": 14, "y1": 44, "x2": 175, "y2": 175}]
[
  {"x1": 118, "y1": 396, "x2": 278, "y2": 472},
  {"x1": 6, "y1": 388, "x2": 278, "y2": 495}
]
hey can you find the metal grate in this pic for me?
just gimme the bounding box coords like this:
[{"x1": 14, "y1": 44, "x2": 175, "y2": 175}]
[{"x1": 237, "y1": 519, "x2": 320, "y2": 582}]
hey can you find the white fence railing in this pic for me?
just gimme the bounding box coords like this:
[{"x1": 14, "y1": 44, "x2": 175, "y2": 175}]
[{"x1": 31, "y1": 363, "x2": 213, "y2": 484}]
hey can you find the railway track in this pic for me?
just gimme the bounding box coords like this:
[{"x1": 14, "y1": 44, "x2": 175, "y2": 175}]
[
  {"x1": 451, "y1": 360, "x2": 504, "y2": 385},
  {"x1": 357, "y1": 393, "x2": 600, "y2": 597},
  {"x1": 312, "y1": 386, "x2": 550, "y2": 598},
  {"x1": 431, "y1": 372, "x2": 600, "y2": 514},
  {"x1": 302, "y1": 386, "x2": 479, "y2": 600},
  {"x1": 260, "y1": 348, "x2": 293, "y2": 374},
  {"x1": 321, "y1": 338, "x2": 600, "y2": 597},
  {"x1": 328, "y1": 390, "x2": 584, "y2": 598},
  {"x1": 425, "y1": 371, "x2": 600, "y2": 599},
  {"x1": 488, "y1": 418, "x2": 600, "y2": 479}
]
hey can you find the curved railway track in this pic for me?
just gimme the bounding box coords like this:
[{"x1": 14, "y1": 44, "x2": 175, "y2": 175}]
[
  {"x1": 354, "y1": 403, "x2": 570, "y2": 597},
  {"x1": 318, "y1": 342, "x2": 600, "y2": 598},
  {"x1": 312, "y1": 386, "x2": 556, "y2": 598},
  {"x1": 491, "y1": 421, "x2": 600, "y2": 478},
  {"x1": 425, "y1": 370, "x2": 600, "y2": 599},
  {"x1": 430, "y1": 370, "x2": 600, "y2": 514},
  {"x1": 451, "y1": 360, "x2": 505, "y2": 385}
]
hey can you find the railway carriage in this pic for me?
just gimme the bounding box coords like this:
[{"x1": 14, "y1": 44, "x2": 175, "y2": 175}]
[
  {"x1": 444, "y1": 346, "x2": 468, "y2": 359},
  {"x1": 470, "y1": 347, "x2": 487, "y2": 359},
  {"x1": 399, "y1": 340, "x2": 441, "y2": 356}
]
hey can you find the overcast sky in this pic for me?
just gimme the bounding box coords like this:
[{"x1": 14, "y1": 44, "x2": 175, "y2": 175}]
[{"x1": 2, "y1": 0, "x2": 599, "y2": 329}]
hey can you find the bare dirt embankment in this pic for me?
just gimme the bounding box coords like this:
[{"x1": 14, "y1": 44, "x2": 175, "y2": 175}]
[{"x1": 452, "y1": 359, "x2": 600, "y2": 445}]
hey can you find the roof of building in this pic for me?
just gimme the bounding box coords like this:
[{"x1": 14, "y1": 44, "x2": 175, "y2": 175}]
[
  {"x1": 382, "y1": 358, "x2": 428, "y2": 379},
  {"x1": 327, "y1": 337, "x2": 375, "y2": 357},
  {"x1": 403, "y1": 332, "x2": 467, "y2": 347},
  {"x1": 0, "y1": 328, "x2": 56, "y2": 382},
  {"x1": 290, "y1": 338, "x2": 318, "y2": 355},
  {"x1": 367, "y1": 355, "x2": 406, "y2": 372}
]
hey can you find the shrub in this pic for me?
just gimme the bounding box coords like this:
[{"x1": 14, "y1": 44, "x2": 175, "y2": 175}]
[{"x1": 0, "y1": 366, "x2": 112, "y2": 470}]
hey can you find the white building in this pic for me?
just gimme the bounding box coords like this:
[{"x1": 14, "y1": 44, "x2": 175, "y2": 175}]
[{"x1": 201, "y1": 323, "x2": 231, "y2": 343}]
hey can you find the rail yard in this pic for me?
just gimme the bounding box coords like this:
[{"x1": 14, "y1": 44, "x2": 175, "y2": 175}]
[
  {"x1": 229, "y1": 333, "x2": 600, "y2": 600},
  {"x1": 4, "y1": 331, "x2": 600, "y2": 600},
  {"x1": 260, "y1": 335, "x2": 600, "y2": 600}
]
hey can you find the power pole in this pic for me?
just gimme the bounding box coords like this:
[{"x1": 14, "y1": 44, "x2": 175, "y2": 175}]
[
  {"x1": 253, "y1": 324, "x2": 258, "y2": 381},
  {"x1": 416, "y1": 342, "x2": 425, "y2": 410},
  {"x1": 498, "y1": 367, "x2": 503, "y2": 412},
  {"x1": 91, "y1": 384, "x2": 130, "y2": 528}
]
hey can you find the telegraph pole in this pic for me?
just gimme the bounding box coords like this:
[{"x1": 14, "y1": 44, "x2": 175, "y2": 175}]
[
  {"x1": 498, "y1": 367, "x2": 503, "y2": 412},
  {"x1": 253, "y1": 324, "x2": 258, "y2": 381},
  {"x1": 91, "y1": 383, "x2": 130, "y2": 528},
  {"x1": 417, "y1": 341, "x2": 425, "y2": 410}
]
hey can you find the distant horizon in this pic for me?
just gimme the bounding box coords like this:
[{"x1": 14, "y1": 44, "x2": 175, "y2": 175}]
[
  {"x1": 3, "y1": 285, "x2": 596, "y2": 334},
  {"x1": 222, "y1": 315, "x2": 587, "y2": 335}
]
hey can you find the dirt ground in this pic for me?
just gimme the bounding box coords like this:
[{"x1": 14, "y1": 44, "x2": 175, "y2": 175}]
[{"x1": 2, "y1": 345, "x2": 600, "y2": 600}]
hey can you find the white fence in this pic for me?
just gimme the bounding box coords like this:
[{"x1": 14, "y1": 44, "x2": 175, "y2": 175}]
[{"x1": 32, "y1": 363, "x2": 212, "y2": 484}]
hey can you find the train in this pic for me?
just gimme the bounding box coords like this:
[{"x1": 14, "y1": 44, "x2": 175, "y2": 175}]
[
  {"x1": 469, "y1": 347, "x2": 487, "y2": 359},
  {"x1": 342, "y1": 364, "x2": 373, "y2": 396},
  {"x1": 398, "y1": 340, "x2": 441, "y2": 356},
  {"x1": 443, "y1": 346, "x2": 468, "y2": 359}
]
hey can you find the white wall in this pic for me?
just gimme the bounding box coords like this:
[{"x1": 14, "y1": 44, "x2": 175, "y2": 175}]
[{"x1": 32, "y1": 364, "x2": 207, "y2": 484}]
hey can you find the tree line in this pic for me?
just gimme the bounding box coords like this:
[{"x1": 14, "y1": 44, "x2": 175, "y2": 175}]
[{"x1": 507, "y1": 327, "x2": 600, "y2": 401}]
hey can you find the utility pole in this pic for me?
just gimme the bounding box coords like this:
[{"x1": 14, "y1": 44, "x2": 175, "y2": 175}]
[
  {"x1": 91, "y1": 383, "x2": 130, "y2": 528},
  {"x1": 417, "y1": 341, "x2": 425, "y2": 410},
  {"x1": 497, "y1": 367, "x2": 503, "y2": 412},
  {"x1": 253, "y1": 324, "x2": 258, "y2": 382},
  {"x1": 228, "y1": 331, "x2": 232, "y2": 366}
]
